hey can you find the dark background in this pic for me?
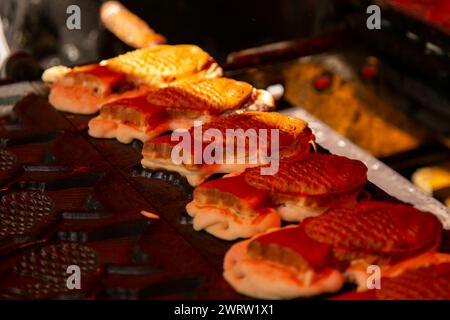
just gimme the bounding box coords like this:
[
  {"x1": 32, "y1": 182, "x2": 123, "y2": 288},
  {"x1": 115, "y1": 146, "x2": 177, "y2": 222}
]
[{"x1": 0, "y1": 0, "x2": 348, "y2": 66}]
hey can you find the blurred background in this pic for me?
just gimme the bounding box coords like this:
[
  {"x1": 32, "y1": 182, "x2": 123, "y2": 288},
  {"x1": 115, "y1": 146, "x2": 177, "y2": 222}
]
[
  {"x1": 0, "y1": 0, "x2": 449, "y2": 206},
  {"x1": 0, "y1": 0, "x2": 344, "y2": 66}
]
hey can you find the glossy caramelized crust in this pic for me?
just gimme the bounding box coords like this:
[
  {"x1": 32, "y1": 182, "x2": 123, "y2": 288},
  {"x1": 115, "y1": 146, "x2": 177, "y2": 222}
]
[
  {"x1": 241, "y1": 112, "x2": 310, "y2": 137},
  {"x1": 303, "y1": 201, "x2": 442, "y2": 264},
  {"x1": 93, "y1": 80, "x2": 255, "y2": 130},
  {"x1": 89, "y1": 90, "x2": 280, "y2": 147},
  {"x1": 374, "y1": 263, "x2": 450, "y2": 299},
  {"x1": 48, "y1": 65, "x2": 148, "y2": 114},
  {"x1": 244, "y1": 153, "x2": 368, "y2": 198},
  {"x1": 52, "y1": 64, "x2": 129, "y2": 99},
  {"x1": 103, "y1": 45, "x2": 222, "y2": 86},
  {"x1": 143, "y1": 111, "x2": 313, "y2": 162},
  {"x1": 241, "y1": 202, "x2": 441, "y2": 270},
  {"x1": 181, "y1": 153, "x2": 366, "y2": 223},
  {"x1": 146, "y1": 78, "x2": 253, "y2": 113},
  {"x1": 223, "y1": 228, "x2": 344, "y2": 299},
  {"x1": 99, "y1": 96, "x2": 167, "y2": 128},
  {"x1": 88, "y1": 94, "x2": 173, "y2": 143},
  {"x1": 193, "y1": 175, "x2": 272, "y2": 214},
  {"x1": 186, "y1": 175, "x2": 281, "y2": 240},
  {"x1": 337, "y1": 253, "x2": 450, "y2": 300},
  {"x1": 64, "y1": 65, "x2": 127, "y2": 91},
  {"x1": 48, "y1": 45, "x2": 221, "y2": 115},
  {"x1": 198, "y1": 111, "x2": 311, "y2": 148},
  {"x1": 223, "y1": 202, "x2": 444, "y2": 299},
  {"x1": 248, "y1": 226, "x2": 333, "y2": 272}
]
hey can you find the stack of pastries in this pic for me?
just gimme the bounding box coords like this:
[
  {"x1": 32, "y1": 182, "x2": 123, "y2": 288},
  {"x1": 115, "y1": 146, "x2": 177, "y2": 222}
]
[{"x1": 44, "y1": 44, "x2": 448, "y2": 300}]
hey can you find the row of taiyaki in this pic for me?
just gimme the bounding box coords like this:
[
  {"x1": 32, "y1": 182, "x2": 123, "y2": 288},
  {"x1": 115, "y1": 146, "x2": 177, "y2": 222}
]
[
  {"x1": 42, "y1": 44, "x2": 449, "y2": 300},
  {"x1": 43, "y1": 44, "x2": 313, "y2": 188}
]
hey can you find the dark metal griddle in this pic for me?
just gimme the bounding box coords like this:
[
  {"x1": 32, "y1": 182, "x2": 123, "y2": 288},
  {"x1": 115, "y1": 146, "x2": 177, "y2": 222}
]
[{"x1": 0, "y1": 93, "x2": 448, "y2": 300}]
